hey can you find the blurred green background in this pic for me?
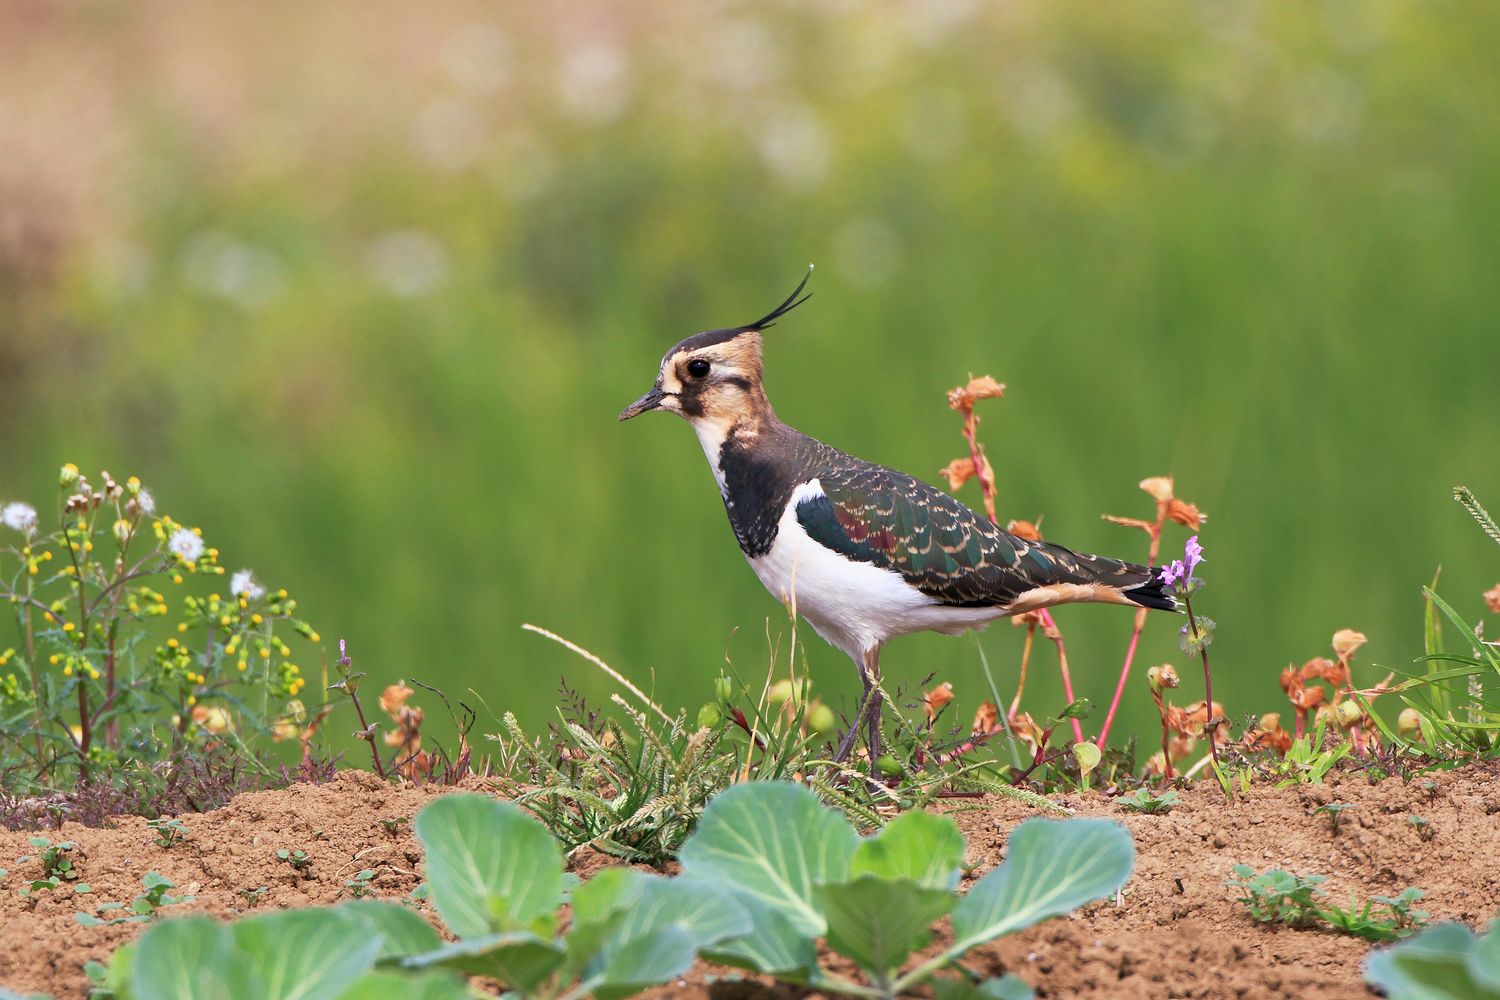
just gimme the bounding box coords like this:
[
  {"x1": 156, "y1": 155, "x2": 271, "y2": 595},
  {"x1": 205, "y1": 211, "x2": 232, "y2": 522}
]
[{"x1": 2, "y1": 0, "x2": 1496, "y2": 759}]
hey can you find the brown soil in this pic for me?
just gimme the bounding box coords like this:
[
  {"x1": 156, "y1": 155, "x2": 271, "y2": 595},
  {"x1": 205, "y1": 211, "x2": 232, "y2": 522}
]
[{"x1": 2, "y1": 765, "x2": 1497, "y2": 999}]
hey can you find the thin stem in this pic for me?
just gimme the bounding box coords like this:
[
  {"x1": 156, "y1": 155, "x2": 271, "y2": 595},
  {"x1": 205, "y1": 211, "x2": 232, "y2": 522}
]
[
  {"x1": 1152, "y1": 688, "x2": 1174, "y2": 779},
  {"x1": 63, "y1": 518, "x2": 93, "y2": 782},
  {"x1": 1097, "y1": 509, "x2": 1165, "y2": 748},
  {"x1": 1037, "y1": 609, "x2": 1084, "y2": 745},
  {"x1": 975, "y1": 638, "x2": 1024, "y2": 771},
  {"x1": 1097, "y1": 609, "x2": 1146, "y2": 749},
  {"x1": 1181, "y1": 590, "x2": 1219, "y2": 768},
  {"x1": 522, "y1": 623, "x2": 673, "y2": 725},
  {"x1": 1007, "y1": 622, "x2": 1034, "y2": 723}
]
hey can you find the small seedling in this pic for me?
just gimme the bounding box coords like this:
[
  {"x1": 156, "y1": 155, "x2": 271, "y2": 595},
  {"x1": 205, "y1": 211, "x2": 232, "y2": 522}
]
[
  {"x1": 311, "y1": 829, "x2": 330, "y2": 841},
  {"x1": 1117, "y1": 788, "x2": 1181, "y2": 814},
  {"x1": 1408, "y1": 815, "x2": 1435, "y2": 841},
  {"x1": 76, "y1": 872, "x2": 191, "y2": 926},
  {"x1": 239, "y1": 886, "x2": 269, "y2": 905},
  {"x1": 1230, "y1": 866, "x2": 1429, "y2": 942},
  {"x1": 28, "y1": 836, "x2": 80, "y2": 882},
  {"x1": 378, "y1": 816, "x2": 408, "y2": 836},
  {"x1": 276, "y1": 848, "x2": 312, "y2": 873},
  {"x1": 342, "y1": 868, "x2": 377, "y2": 898},
  {"x1": 147, "y1": 817, "x2": 189, "y2": 850},
  {"x1": 1313, "y1": 802, "x2": 1353, "y2": 834},
  {"x1": 1229, "y1": 866, "x2": 1326, "y2": 927}
]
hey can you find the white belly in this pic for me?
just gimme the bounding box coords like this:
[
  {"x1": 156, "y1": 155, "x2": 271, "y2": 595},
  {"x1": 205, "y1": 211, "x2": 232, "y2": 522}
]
[{"x1": 747, "y1": 479, "x2": 1008, "y2": 659}]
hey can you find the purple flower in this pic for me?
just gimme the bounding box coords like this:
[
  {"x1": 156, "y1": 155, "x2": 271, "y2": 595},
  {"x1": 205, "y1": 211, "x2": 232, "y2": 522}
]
[
  {"x1": 1159, "y1": 560, "x2": 1185, "y2": 587},
  {"x1": 1184, "y1": 535, "x2": 1205, "y2": 577}
]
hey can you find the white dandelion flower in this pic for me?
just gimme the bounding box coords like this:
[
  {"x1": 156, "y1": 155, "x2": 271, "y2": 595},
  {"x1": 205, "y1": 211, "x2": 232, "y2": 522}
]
[
  {"x1": 136, "y1": 488, "x2": 156, "y2": 516},
  {"x1": 2, "y1": 502, "x2": 38, "y2": 536},
  {"x1": 230, "y1": 569, "x2": 264, "y2": 600},
  {"x1": 168, "y1": 528, "x2": 205, "y2": 563}
]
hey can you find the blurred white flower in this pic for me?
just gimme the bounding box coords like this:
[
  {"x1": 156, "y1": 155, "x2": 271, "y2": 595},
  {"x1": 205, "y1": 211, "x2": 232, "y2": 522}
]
[
  {"x1": 180, "y1": 231, "x2": 284, "y2": 308},
  {"x1": 756, "y1": 104, "x2": 832, "y2": 189},
  {"x1": 413, "y1": 97, "x2": 487, "y2": 171},
  {"x1": 168, "y1": 528, "x2": 204, "y2": 563},
  {"x1": 557, "y1": 42, "x2": 631, "y2": 123},
  {"x1": 832, "y1": 216, "x2": 902, "y2": 289},
  {"x1": 230, "y1": 569, "x2": 265, "y2": 600},
  {"x1": 1, "y1": 502, "x2": 38, "y2": 536},
  {"x1": 442, "y1": 24, "x2": 510, "y2": 96},
  {"x1": 365, "y1": 230, "x2": 449, "y2": 298},
  {"x1": 136, "y1": 488, "x2": 156, "y2": 516}
]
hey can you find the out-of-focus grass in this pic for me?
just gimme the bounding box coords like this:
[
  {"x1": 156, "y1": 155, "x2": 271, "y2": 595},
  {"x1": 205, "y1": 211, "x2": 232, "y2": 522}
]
[{"x1": 2, "y1": 1, "x2": 1497, "y2": 758}]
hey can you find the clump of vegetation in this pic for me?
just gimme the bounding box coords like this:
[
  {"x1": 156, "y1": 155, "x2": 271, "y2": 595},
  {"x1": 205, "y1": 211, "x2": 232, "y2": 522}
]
[
  {"x1": 679, "y1": 782, "x2": 1132, "y2": 999},
  {"x1": 75, "y1": 872, "x2": 191, "y2": 926},
  {"x1": 0, "y1": 468, "x2": 325, "y2": 812},
  {"x1": 495, "y1": 625, "x2": 1059, "y2": 865},
  {"x1": 145, "y1": 817, "x2": 188, "y2": 849},
  {"x1": 1229, "y1": 865, "x2": 1428, "y2": 942},
  {"x1": 78, "y1": 783, "x2": 1131, "y2": 1000},
  {"x1": 1117, "y1": 788, "x2": 1180, "y2": 814},
  {"x1": 1313, "y1": 802, "x2": 1353, "y2": 834}
]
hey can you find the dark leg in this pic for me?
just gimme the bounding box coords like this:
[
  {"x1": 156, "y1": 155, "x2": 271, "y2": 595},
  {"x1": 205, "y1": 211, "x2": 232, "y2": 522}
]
[
  {"x1": 832, "y1": 652, "x2": 876, "y2": 764},
  {"x1": 865, "y1": 646, "x2": 883, "y2": 773}
]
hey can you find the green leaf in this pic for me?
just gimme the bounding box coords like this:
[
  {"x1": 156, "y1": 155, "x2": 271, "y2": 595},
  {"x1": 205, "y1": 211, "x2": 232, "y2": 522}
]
[
  {"x1": 1364, "y1": 923, "x2": 1500, "y2": 1000},
  {"x1": 564, "y1": 868, "x2": 646, "y2": 977},
  {"x1": 1472, "y1": 921, "x2": 1500, "y2": 991},
  {"x1": 398, "y1": 932, "x2": 564, "y2": 993},
  {"x1": 1071, "y1": 742, "x2": 1101, "y2": 780},
  {"x1": 343, "y1": 901, "x2": 443, "y2": 960},
  {"x1": 701, "y1": 893, "x2": 818, "y2": 978},
  {"x1": 934, "y1": 975, "x2": 1036, "y2": 1000},
  {"x1": 334, "y1": 970, "x2": 472, "y2": 1000},
  {"x1": 678, "y1": 782, "x2": 857, "y2": 937},
  {"x1": 817, "y1": 875, "x2": 954, "y2": 975},
  {"x1": 414, "y1": 793, "x2": 564, "y2": 938},
  {"x1": 231, "y1": 908, "x2": 382, "y2": 1000},
  {"x1": 950, "y1": 818, "x2": 1132, "y2": 953},
  {"x1": 604, "y1": 875, "x2": 750, "y2": 952},
  {"x1": 593, "y1": 924, "x2": 700, "y2": 1000},
  {"x1": 849, "y1": 810, "x2": 964, "y2": 890},
  {"x1": 131, "y1": 917, "x2": 245, "y2": 1000}
]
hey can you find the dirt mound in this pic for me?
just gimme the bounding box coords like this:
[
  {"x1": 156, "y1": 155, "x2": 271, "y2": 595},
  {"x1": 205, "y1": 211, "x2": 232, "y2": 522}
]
[{"x1": 3, "y1": 764, "x2": 1497, "y2": 999}]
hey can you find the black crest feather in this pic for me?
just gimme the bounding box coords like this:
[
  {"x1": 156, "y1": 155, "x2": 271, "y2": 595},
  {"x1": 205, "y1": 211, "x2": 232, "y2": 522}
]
[{"x1": 738, "y1": 264, "x2": 813, "y2": 332}]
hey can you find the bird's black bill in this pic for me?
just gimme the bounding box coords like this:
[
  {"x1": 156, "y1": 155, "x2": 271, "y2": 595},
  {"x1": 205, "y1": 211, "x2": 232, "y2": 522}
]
[{"x1": 619, "y1": 384, "x2": 666, "y2": 420}]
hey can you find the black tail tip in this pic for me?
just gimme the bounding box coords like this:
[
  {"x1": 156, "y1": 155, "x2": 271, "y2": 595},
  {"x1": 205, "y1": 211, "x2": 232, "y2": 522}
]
[{"x1": 1125, "y1": 579, "x2": 1180, "y2": 613}]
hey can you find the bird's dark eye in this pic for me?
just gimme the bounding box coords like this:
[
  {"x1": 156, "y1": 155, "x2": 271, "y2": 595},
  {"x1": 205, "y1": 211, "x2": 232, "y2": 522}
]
[{"x1": 686, "y1": 359, "x2": 711, "y2": 378}]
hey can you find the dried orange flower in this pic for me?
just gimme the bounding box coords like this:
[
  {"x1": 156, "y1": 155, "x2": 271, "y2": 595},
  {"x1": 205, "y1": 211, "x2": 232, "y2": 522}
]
[
  {"x1": 1332, "y1": 629, "x2": 1368, "y2": 659},
  {"x1": 1147, "y1": 663, "x2": 1180, "y2": 691},
  {"x1": 1006, "y1": 519, "x2": 1042, "y2": 542},
  {"x1": 940, "y1": 457, "x2": 976, "y2": 491},
  {"x1": 946, "y1": 375, "x2": 1006, "y2": 412},
  {"x1": 1165, "y1": 499, "x2": 1206, "y2": 530},
  {"x1": 380, "y1": 680, "x2": 414, "y2": 718},
  {"x1": 924, "y1": 681, "x2": 954, "y2": 722},
  {"x1": 1139, "y1": 476, "x2": 1175, "y2": 502},
  {"x1": 1484, "y1": 583, "x2": 1500, "y2": 613},
  {"x1": 1009, "y1": 711, "x2": 1044, "y2": 752},
  {"x1": 971, "y1": 700, "x2": 999, "y2": 736},
  {"x1": 1103, "y1": 514, "x2": 1155, "y2": 534},
  {"x1": 1243, "y1": 712, "x2": 1293, "y2": 754}
]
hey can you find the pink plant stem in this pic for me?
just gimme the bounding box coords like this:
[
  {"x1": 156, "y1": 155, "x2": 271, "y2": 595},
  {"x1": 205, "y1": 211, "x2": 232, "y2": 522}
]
[
  {"x1": 1095, "y1": 609, "x2": 1147, "y2": 749},
  {"x1": 1096, "y1": 510, "x2": 1164, "y2": 749},
  {"x1": 1038, "y1": 608, "x2": 1085, "y2": 745}
]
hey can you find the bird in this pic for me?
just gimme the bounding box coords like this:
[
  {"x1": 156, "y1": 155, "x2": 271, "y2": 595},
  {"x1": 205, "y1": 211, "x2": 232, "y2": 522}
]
[{"x1": 620, "y1": 270, "x2": 1177, "y2": 765}]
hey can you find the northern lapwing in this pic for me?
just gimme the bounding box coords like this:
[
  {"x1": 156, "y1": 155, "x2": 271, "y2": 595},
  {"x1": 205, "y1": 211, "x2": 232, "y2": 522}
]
[{"x1": 620, "y1": 271, "x2": 1177, "y2": 764}]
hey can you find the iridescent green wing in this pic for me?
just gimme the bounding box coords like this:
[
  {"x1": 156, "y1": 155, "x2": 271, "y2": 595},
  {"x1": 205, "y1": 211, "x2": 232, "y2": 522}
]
[{"x1": 793, "y1": 465, "x2": 1030, "y2": 607}]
